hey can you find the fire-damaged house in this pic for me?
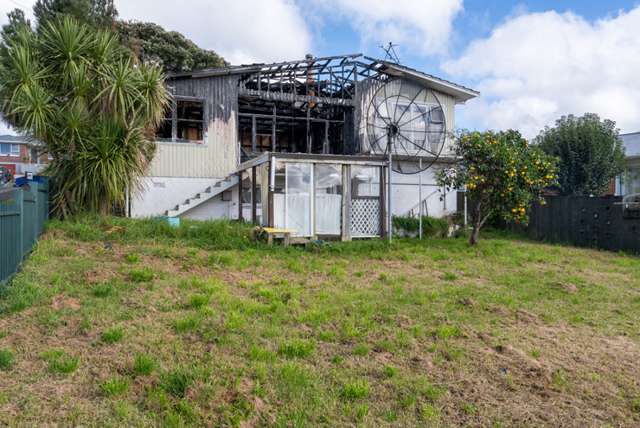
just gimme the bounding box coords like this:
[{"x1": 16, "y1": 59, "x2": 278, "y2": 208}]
[{"x1": 130, "y1": 53, "x2": 479, "y2": 239}]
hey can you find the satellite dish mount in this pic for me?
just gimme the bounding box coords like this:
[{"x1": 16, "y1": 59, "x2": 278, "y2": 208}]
[{"x1": 366, "y1": 79, "x2": 447, "y2": 241}]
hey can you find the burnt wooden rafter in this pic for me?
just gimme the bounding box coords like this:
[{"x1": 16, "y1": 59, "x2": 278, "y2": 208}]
[{"x1": 237, "y1": 54, "x2": 389, "y2": 159}]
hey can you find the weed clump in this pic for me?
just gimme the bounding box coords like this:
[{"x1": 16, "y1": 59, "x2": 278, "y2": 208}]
[
  {"x1": 0, "y1": 348, "x2": 14, "y2": 371},
  {"x1": 41, "y1": 349, "x2": 79, "y2": 374},
  {"x1": 278, "y1": 340, "x2": 315, "y2": 359},
  {"x1": 101, "y1": 377, "x2": 129, "y2": 396},
  {"x1": 101, "y1": 327, "x2": 124, "y2": 344},
  {"x1": 132, "y1": 354, "x2": 156, "y2": 376}
]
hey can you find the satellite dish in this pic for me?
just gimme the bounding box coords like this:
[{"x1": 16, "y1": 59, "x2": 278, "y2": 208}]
[
  {"x1": 366, "y1": 79, "x2": 447, "y2": 174},
  {"x1": 364, "y1": 78, "x2": 448, "y2": 241}
]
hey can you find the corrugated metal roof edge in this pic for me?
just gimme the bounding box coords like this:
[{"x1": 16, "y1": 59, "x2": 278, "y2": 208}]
[{"x1": 364, "y1": 57, "x2": 479, "y2": 99}]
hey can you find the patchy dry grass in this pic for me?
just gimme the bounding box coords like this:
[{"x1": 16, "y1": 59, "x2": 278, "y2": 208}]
[{"x1": 0, "y1": 217, "x2": 639, "y2": 426}]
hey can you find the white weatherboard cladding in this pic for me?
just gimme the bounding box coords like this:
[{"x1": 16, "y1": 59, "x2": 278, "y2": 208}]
[
  {"x1": 148, "y1": 74, "x2": 239, "y2": 179},
  {"x1": 149, "y1": 113, "x2": 238, "y2": 178},
  {"x1": 390, "y1": 164, "x2": 457, "y2": 218}
]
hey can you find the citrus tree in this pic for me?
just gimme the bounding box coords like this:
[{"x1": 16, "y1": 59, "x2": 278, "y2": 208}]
[
  {"x1": 0, "y1": 17, "x2": 168, "y2": 216},
  {"x1": 438, "y1": 130, "x2": 557, "y2": 245}
]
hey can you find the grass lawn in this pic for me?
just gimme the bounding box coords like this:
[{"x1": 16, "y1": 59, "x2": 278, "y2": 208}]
[{"x1": 1, "y1": 217, "x2": 640, "y2": 427}]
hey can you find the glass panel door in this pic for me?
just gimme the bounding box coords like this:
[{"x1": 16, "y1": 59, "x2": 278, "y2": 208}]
[
  {"x1": 314, "y1": 164, "x2": 342, "y2": 235},
  {"x1": 285, "y1": 163, "x2": 312, "y2": 237}
]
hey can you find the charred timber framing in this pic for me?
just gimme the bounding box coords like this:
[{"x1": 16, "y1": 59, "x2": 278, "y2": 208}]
[
  {"x1": 164, "y1": 53, "x2": 479, "y2": 163},
  {"x1": 238, "y1": 89, "x2": 355, "y2": 107},
  {"x1": 235, "y1": 54, "x2": 384, "y2": 158}
]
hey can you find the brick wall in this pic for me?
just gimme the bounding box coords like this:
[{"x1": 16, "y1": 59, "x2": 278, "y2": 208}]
[{"x1": 0, "y1": 144, "x2": 29, "y2": 163}]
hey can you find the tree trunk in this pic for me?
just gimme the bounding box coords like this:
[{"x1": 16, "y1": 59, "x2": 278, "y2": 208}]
[
  {"x1": 469, "y1": 222, "x2": 481, "y2": 246},
  {"x1": 468, "y1": 199, "x2": 483, "y2": 246}
]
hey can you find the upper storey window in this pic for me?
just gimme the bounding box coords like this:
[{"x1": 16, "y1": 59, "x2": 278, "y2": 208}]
[{"x1": 156, "y1": 98, "x2": 205, "y2": 142}]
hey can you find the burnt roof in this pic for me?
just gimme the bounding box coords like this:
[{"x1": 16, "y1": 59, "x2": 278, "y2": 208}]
[{"x1": 168, "y1": 53, "x2": 479, "y2": 103}]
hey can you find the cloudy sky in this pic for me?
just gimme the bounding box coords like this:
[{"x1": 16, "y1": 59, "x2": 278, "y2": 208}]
[{"x1": 1, "y1": 0, "x2": 639, "y2": 138}]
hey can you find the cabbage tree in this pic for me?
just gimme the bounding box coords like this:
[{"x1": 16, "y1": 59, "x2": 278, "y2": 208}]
[{"x1": 0, "y1": 17, "x2": 168, "y2": 216}]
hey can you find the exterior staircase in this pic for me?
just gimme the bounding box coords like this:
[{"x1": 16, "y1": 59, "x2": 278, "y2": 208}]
[
  {"x1": 165, "y1": 175, "x2": 239, "y2": 217},
  {"x1": 405, "y1": 189, "x2": 440, "y2": 217}
]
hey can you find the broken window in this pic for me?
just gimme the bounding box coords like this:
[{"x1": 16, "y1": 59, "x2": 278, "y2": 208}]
[
  {"x1": 156, "y1": 106, "x2": 173, "y2": 139},
  {"x1": 155, "y1": 99, "x2": 205, "y2": 142},
  {"x1": 177, "y1": 100, "x2": 204, "y2": 141}
]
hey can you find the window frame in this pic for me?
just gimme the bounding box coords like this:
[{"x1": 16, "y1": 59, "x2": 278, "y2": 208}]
[
  {"x1": 0, "y1": 143, "x2": 20, "y2": 157},
  {"x1": 156, "y1": 96, "x2": 207, "y2": 143}
]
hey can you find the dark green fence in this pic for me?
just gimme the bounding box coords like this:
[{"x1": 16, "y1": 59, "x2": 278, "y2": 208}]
[
  {"x1": 526, "y1": 196, "x2": 640, "y2": 254},
  {"x1": 0, "y1": 180, "x2": 49, "y2": 283}
]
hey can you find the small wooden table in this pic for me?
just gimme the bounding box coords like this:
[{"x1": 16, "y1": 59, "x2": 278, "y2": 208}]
[{"x1": 261, "y1": 227, "x2": 296, "y2": 247}]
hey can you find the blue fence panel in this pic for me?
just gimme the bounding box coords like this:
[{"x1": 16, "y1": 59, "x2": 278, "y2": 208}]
[
  {"x1": 0, "y1": 180, "x2": 49, "y2": 283},
  {"x1": 22, "y1": 185, "x2": 37, "y2": 254}
]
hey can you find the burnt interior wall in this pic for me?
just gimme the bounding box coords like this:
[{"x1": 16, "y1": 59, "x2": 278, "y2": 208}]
[{"x1": 238, "y1": 97, "x2": 354, "y2": 158}]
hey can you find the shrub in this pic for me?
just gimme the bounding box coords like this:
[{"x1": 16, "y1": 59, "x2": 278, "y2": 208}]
[{"x1": 392, "y1": 216, "x2": 449, "y2": 237}]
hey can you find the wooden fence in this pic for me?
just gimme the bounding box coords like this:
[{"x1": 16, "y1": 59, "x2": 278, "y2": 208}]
[
  {"x1": 0, "y1": 180, "x2": 49, "y2": 283},
  {"x1": 525, "y1": 196, "x2": 640, "y2": 254}
]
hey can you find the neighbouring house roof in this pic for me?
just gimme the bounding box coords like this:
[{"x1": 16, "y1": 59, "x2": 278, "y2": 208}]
[
  {"x1": 169, "y1": 53, "x2": 479, "y2": 104},
  {"x1": 0, "y1": 135, "x2": 38, "y2": 145},
  {"x1": 621, "y1": 132, "x2": 640, "y2": 159}
]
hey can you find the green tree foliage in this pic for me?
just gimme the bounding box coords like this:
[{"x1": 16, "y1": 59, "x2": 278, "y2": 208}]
[
  {"x1": 438, "y1": 130, "x2": 557, "y2": 245},
  {"x1": 536, "y1": 114, "x2": 625, "y2": 196},
  {"x1": 33, "y1": 0, "x2": 118, "y2": 28},
  {"x1": 117, "y1": 21, "x2": 227, "y2": 73},
  {"x1": 1, "y1": 9, "x2": 31, "y2": 44},
  {"x1": 0, "y1": 17, "x2": 169, "y2": 216},
  {"x1": 3, "y1": 2, "x2": 226, "y2": 73}
]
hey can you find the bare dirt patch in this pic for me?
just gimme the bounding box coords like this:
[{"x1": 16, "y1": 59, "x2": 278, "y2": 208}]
[{"x1": 435, "y1": 322, "x2": 640, "y2": 427}]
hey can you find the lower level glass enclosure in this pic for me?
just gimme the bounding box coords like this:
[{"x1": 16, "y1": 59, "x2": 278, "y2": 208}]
[{"x1": 238, "y1": 153, "x2": 386, "y2": 239}]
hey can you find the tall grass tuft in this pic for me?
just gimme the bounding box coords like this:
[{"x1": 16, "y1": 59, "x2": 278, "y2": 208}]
[{"x1": 48, "y1": 215, "x2": 254, "y2": 250}]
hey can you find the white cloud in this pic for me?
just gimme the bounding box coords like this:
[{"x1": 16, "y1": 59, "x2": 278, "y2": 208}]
[
  {"x1": 0, "y1": 119, "x2": 16, "y2": 136},
  {"x1": 310, "y1": 0, "x2": 463, "y2": 56},
  {"x1": 0, "y1": 0, "x2": 35, "y2": 28},
  {"x1": 1, "y1": 0, "x2": 311, "y2": 65},
  {"x1": 444, "y1": 8, "x2": 640, "y2": 137},
  {"x1": 116, "y1": 0, "x2": 312, "y2": 64}
]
